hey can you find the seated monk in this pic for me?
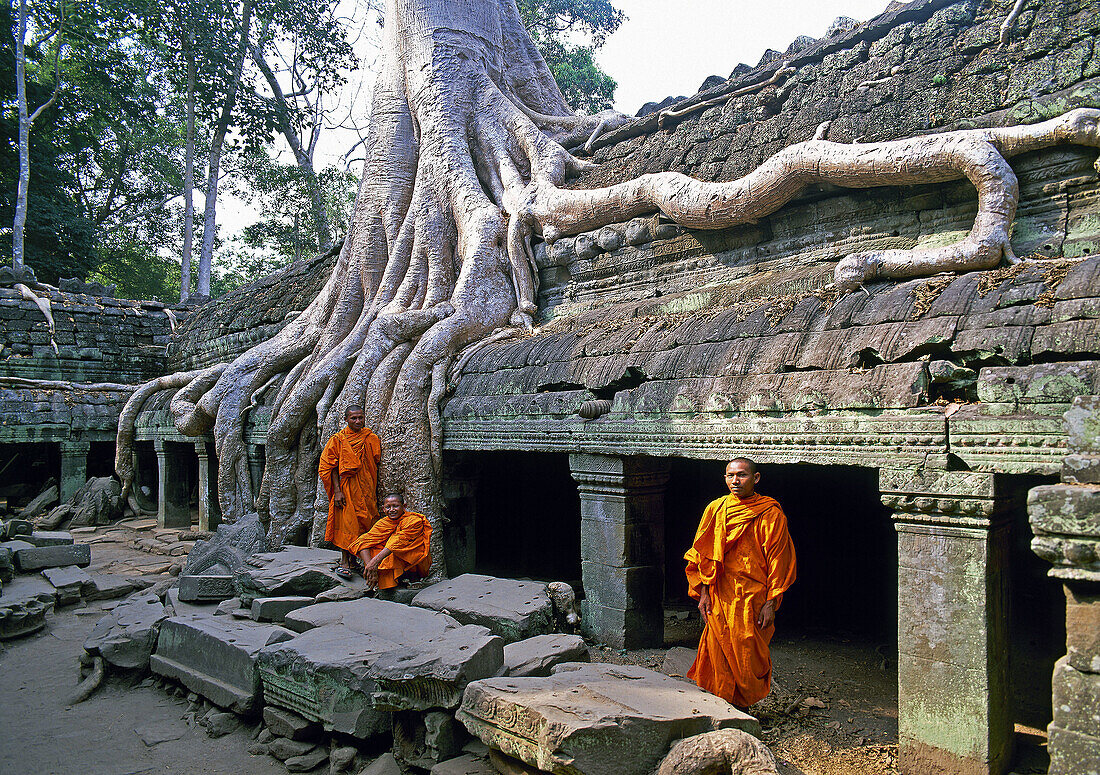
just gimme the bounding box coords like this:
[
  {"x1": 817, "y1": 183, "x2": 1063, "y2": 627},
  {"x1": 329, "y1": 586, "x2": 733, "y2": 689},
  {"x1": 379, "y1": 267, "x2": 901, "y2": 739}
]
[{"x1": 350, "y1": 493, "x2": 432, "y2": 590}]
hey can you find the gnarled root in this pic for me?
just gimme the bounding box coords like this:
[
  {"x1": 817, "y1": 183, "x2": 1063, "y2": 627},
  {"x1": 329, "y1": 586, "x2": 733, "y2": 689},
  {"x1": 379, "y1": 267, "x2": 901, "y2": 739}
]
[
  {"x1": 69, "y1": 655, "x2": 105, "y2": 705},
  {"x1": 654, "y1": 729, "x2": 777, "y2": 775},
  {"x1": 524, "y1": 108, "x2": 1100, "y2": 292}
]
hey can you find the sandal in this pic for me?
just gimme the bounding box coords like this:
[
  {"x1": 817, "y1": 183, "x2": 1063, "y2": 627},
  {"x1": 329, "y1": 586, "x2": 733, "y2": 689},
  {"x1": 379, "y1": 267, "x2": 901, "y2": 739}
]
[{"x1": 334, "y1": 566, "x2": 354, "y2": 580}]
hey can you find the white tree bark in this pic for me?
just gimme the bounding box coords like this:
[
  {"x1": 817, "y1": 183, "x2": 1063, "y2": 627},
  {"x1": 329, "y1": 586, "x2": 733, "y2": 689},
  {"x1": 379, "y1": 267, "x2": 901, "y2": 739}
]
[
  {"x1": 181, "y1": 46, "x2": 196, "y2": 302},
  {"x1": 117, "y1": 0, "x2": 1100, "y2": 577}
]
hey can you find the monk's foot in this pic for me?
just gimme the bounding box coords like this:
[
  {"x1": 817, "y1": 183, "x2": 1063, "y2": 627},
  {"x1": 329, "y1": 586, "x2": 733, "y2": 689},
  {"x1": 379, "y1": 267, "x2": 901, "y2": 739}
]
[{"x1": 334, "y1": 566, "x2": 354, "y2": 580}]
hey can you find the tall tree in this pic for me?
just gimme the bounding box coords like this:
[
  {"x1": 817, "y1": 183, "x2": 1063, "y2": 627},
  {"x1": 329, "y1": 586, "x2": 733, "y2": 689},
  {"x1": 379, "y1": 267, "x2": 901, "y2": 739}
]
[{"x1": 12, "y1": 0, "x2": 65, "y2": 272}]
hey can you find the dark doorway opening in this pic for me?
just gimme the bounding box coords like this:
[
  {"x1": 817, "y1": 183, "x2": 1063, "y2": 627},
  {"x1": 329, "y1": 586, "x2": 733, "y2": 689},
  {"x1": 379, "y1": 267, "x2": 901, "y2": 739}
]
[
  {"x1": 0, "y1": 442, "x2": 58, "y2": 507},
  {"x1": 454, "y1": 451, "x2": 581, "y2": 585},
  {"x1": 663, "y1": 458, "x2": 897, "y2": 641},
  {"x1": 998, "y1": 473, "x2": 1063, "y2": 772},
  {"x1": 87, "y1": 441, "x2": 116, "y2": 480}
]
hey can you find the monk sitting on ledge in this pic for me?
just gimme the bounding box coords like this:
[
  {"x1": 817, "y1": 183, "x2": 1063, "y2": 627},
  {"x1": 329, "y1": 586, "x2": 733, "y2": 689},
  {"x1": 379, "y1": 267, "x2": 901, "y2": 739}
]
[
  {"x1": 319, "y1": 405, "x2": 381, "y2": 578},
  {"x1": 350, "y1": 492, "x2": 432, "y2": 592}
]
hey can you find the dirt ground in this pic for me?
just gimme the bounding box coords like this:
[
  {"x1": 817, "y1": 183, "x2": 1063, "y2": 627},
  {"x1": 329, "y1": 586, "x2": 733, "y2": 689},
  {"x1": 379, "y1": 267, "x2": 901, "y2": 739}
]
[{"x1": 1, "y1": 525, "x2": 1048, "y2": 775}]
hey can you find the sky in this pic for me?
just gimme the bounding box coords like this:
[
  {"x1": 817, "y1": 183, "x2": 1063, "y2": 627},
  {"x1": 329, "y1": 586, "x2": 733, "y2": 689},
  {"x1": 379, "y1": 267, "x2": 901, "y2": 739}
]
[{"x1": 597, "y1": 0, "x2": 898, "y2": 116}]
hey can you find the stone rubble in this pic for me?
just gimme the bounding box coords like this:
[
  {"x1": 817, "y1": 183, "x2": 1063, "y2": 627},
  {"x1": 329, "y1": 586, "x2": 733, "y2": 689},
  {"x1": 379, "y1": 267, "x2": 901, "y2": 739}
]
[{"x1": 412, "y1": 573, "x2": 555, "y2": 642}]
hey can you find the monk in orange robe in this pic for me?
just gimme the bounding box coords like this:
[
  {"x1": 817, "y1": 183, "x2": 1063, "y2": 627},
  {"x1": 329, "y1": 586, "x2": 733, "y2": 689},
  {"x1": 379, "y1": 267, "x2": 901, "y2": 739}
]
[
  {"x1": 685, "y1": 457, "x2": 797, "y2": 708},
  {"x1": 351, "y1": 493, "x2": 432, "y2": 590},
  {"x1": 319, "y1": 406, "x2": 381, "y2": 575}
]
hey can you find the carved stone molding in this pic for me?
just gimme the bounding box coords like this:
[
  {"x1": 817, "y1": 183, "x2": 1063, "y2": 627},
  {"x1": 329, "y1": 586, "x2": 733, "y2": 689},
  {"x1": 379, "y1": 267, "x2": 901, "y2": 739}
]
[{"x1": 880, "y1": 468, "x2": 1005, "y2": 528}]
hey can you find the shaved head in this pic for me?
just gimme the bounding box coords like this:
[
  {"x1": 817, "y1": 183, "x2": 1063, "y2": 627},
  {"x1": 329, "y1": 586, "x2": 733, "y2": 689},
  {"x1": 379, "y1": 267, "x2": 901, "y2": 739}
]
[{"x1": 730, "y1": 457, "x2": 757, "y2": 475}]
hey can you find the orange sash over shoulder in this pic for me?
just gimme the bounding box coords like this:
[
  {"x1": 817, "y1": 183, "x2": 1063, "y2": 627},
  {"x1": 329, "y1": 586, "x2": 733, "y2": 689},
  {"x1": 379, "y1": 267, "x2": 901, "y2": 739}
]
[
  {"x1": 685, "y1": 493, "x2": 796, "y2": 707},
  {"x1": 318, "y1": 427, "x2": 381, "y2": 553}
]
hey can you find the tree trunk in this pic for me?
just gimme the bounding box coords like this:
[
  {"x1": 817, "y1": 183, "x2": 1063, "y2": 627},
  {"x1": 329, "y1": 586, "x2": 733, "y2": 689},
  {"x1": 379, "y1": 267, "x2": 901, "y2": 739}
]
[
  {"x1": 181, "y1": 48, "x2": 196, "y2": 302},
  {"x1": 196, "y1": 0, "x2": 254, "y2": 298},
  {"x1": 13, "y1": 0, "x2": 31, "y2": 271},
  {"x1": 116, "y1": 0, "x2": 1100, "y2": 580}
]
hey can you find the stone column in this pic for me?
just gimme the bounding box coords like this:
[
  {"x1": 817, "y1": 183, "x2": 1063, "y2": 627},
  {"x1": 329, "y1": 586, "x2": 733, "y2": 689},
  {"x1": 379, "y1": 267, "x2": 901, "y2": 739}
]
[
  {"x1": 59, "y1": 440, "x2": 90, "y2": 501},
  {"x1": 246, "y1": 444, "x2": 265, "y2": 497},
  {"x1": 194, "y1": 440, "x2": 221, "y2": 532},
  {"x1": 154, "y1": 439, "x2": 191, "y2": 529},
  {"x1": 569, "y1": 453, "x2": 669, "y2": 649},
  {"x1": 880, "y1": 468, "x2": 1011, "y2": 775},
  {"x1": 1030, "y1": 395, "x2": 1100, "y2": 775}
]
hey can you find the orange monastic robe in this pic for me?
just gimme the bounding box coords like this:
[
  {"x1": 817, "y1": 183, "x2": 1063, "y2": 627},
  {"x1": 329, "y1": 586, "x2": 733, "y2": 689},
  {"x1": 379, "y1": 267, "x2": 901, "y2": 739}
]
[
  {"x1": 349, "y1": 509, "x2": 432, "y2": 589},
  {"x1": 685, "y1": 492, "x2": 797, "y2": 707},
  {"x1": 319, "y1": 427, "x2": 381, "y2": 553}
]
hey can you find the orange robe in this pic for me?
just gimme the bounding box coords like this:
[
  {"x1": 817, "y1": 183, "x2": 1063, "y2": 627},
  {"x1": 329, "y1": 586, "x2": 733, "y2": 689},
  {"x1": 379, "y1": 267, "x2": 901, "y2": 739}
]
[
  {"x1": 349, "y1": 509, "x2": 432, "y2": 589},
  {"x1": 319, "y1": 426, "x2": 381, "y2": 553},
  {"x1": 685, "y1": 492, "x2": 797, "y2": 707}
]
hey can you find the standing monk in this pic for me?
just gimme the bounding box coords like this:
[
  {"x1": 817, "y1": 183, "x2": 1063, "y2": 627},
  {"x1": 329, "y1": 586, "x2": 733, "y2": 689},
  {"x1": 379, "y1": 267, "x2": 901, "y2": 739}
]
[
  {"x1": 685, "y1": 458, "x2": 797, "y2": 708},
  {"x1": 350, "y1": 493, "x2": 432, "y2": 591},
  {"x1": 319, "y1": 406, "x2": 381, "y2": 577}
]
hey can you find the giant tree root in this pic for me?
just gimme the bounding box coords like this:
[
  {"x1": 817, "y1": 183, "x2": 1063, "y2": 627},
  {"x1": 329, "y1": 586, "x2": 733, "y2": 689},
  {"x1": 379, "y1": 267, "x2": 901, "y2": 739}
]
[
  {"x1": 115, "y1": 0, "x2": 1100, "y2": 578},
  {"x1": 69, "y1": 655, "x2": 105, "y2": 705}
]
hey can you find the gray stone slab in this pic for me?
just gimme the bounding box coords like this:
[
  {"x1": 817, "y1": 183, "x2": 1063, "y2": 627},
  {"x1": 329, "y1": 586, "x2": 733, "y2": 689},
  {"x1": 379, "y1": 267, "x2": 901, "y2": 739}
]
[
  {"x1": 263, "y1": 705, "x2": 318, "y2": 741},
  {"x1": 234, "y1": 546, "x2": 344, "y2": 605},
  {"x1": 0, "y1": 547, "x2": 12, "y2": 583},
  {"x1": 0, "y1": 539, "x2": 35, "y2": 555},
  {"x1": 25, "y1": 531, "x2": 74, "y2": 547},
  {"x1": 165, "y1": 587, "x2": 219, "y2": 617},
  {"x1": 85, "y1": 573, "x2": 135, "y2": 601},
  {"x1": 0, "y1": 593, "x2": 51, "y2": 639},
  {"x1": 2, "y1": 573, "x2": 58, "y2": 606},
  {"x1": 177, "y1": 573, "x2": 235, "y2": 602},
  {"x1": 503, "y1": 634, "x2": 589, "y2": 678},
  {"x1": 250, "y1": 596, "x2": 315, "y2": 623},
  {"x1": 150, "y1": 614, "x2": 295, "y2": 714},
  {"x1": 661, "y1": 646, "x2": 697, "y2": 679},
  {"x1": 41, "y1": 565, "x2": 92, "y2": 606},
  {"x1": 259, "y1": 598, "x2": 503, "y2": 739},
  {"x1": 84, "y1": 590, "x2": 168, "y2": 669},
  {"x1": 457, "y1": 662, "x2": 761, "y2": 775},
  {"x1": 430, "y1": 753, "x2": 497, "y2": 775},
  {"x1": 13, "y1": 542, "x2": 90, "y2": 571},
  {"x1": 2, "y1": 520, "x2": 33, "y2": 540},
  {"x1": 411, "y1": 574, "x2": 554, "y2": 643}
]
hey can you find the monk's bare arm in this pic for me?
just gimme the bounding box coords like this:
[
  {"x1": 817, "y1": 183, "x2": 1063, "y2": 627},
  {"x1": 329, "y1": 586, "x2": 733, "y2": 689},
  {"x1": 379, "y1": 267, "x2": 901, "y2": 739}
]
[{"x1": 698, "y1": 585, "x2": 712, "y2": 618}]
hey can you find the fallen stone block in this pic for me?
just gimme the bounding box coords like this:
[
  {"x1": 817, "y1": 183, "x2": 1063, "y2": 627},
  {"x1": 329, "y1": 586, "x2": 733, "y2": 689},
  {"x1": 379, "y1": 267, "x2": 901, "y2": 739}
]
[
  {"x1": 263, "y1": 705, "x2": 318, "y2": 741},
  {"x1": 4, "y1": 573, "x2": 59, "y2": 605},
  {"x1": 13, "y1": 542, "x2": 90, "y2": 571},
  {"x1": 215, "y1": 598, "x2": 243, "y2": 616},
  {"x1": 41, "y1": 565, "x2": 92, "y2": 606},
  {"x1": 661, "y1": 646, "x2": 697, "y2": 679},
  {"x1": 0, "y1": 539, "x2": 35, "y2": 556},
  {"x1": 165, "y1": 587, "x2": 219, "y2": 617},
  {"x1": 330, "y1": 746, "x2": 358, "y2": 773},
  {"x1": 654, "y1": 728, "x2": 777, "y2": 775},
  {"x1": 0, "y1": 595, "x2": 51, "y2": 639},
  {"x1": 269, "y1": 738, "x2": 317, "y2": 762},
  {"x1": 457, "y1": 662, "x2": 762, "y2": 775},
  {"x1": 25, "y1": 530, "x2": 74, "y2": 547},
  {"x1": 177, "y1": 573, "x2": 235, "y2": 603},
  {"x1": 2, "y1": 519, "x2": 33, "y2": 540},
  {"x1": 0, "y1": 546, "x2": 13, "y2": 583},
  {"x1": 37, "y1": 505, "x2": 73, "y2": 531},
  {"x1": 503, "y1": 634, "x2": 589, "y2": 677},
  {"x1": 250, "y1": 596, "x2": 315, "y2": 623},
  {"x1": 84, "y1": 590, "x2": 168, "y2": 669},
  {"x1": 285, "y1": 748, "x2": 328, "y2": 772},
  {"x1": 20, "y1": 484, "x2": 58, "y2": 520},
  {"x1": 85, "y1": 573, "x2": 135, "y2": 601},
  {"x1": 360, "y1": 753, "x2": 401, "y2": 775},
  {"x1": 234, "y1": 546, "x2": 345, "y2": 605},
  {"x1": 430, "y1": 753, "x2": 497, "y2": 775},
  {"x1": 67, "y1": 476, "x2": 123, "y2": 528},
  {"x1": 150, "y1": 614, "x2": 295, "y2": 714},
  {"x1": 260, "y1": 598, "x2": 503, "y2": 739},
  {"x1": 201, "y1": 709, "x2": 240, "y2": 738},
  {"x1": 412, "y1": 574, "x2": 554, "y2": 642}
]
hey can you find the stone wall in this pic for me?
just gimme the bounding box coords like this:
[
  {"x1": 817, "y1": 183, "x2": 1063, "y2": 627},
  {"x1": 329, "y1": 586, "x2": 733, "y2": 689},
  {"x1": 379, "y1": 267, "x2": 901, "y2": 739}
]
[{"x1": 0, "y1": 286, "x2": 179, "y2": 385}]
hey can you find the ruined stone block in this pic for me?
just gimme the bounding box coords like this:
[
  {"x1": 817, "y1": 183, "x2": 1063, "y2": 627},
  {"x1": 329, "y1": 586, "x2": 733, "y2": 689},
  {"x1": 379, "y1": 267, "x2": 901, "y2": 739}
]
[
  {"x1": 259, "y1": 598, "x2": 503, "y2": 739},
  {"x1": 0, "y1": 596, "x2": 50, "y2": 639},
  {"x1": 177, "y1": 573, "x2": 235, "y2": 602},
  {"x1": 503, "y1": 634, "x2": 589, "y2": 677},
  {"x1": 25, "y1": 530, "x2": 74, "y2": 547},
  {"x1": 457, "y1": 663, "x2": 760, "y2": 775},
  {"x1": 150, "y1": 614, "x2": 295, "y2": 713},
  {"x1": 41, "y1": 565, "x2": 92, "y2": 605},
  {"x1": 1065, "y1": 395, "x2": 1100, "y2": 454},
  {"x1": 1051, "y1": 656, "x2": 1100, "y2": 737},
  {"x1": 84, "y1": 590, "x2": 168, "y2": 669},
  {"x1": 85, "y1": 573, "x2": 135, "y2": 601},
  {"x1": 233, "y1": 546, "x2": 344, "y2": 605},
  {"x1": 1063, "y1": 454, "x2": 1100, "y2": 485},
  {"x1": 1048, "y1": 724, "x2": 1100, "y2": 775},
  {"x1": 262, "y1": 705, "x2": 318, "y2": 741},
  {"x1": 250, "y1": 595, "x2": 315, "y2": 623},
  {"x1": 411, "y1": 573, "x2": 554, "y2": 643},
  {"x1": 429, "y1": 753, "x2": 496, "y2": 775},
  {"x1": 1066, "y1": 585, "x2": 1100, "y2": 673},
  {"x1": 1029, "y1": 484, "x2": 1100, "y2": 540},
  {"x1": 13, "y1": 542, "x2": 90, "y2": 571}
]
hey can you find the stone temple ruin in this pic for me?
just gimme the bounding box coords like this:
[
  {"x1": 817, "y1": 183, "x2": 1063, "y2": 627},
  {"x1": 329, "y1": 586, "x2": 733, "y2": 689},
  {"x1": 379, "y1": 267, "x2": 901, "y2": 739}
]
[{"x1": 2, "y1": 0, "x2": 1100, "y2": 774}]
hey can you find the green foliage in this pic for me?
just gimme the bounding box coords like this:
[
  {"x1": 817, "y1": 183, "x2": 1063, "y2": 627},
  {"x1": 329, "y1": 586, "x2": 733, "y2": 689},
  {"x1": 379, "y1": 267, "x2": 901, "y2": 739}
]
[
  {"x1": 89, "y1": 235, "x2": 182, "y2": 303},
  {"x1": 517, "y1": 0, "x2": 624, "y2": 112}
]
